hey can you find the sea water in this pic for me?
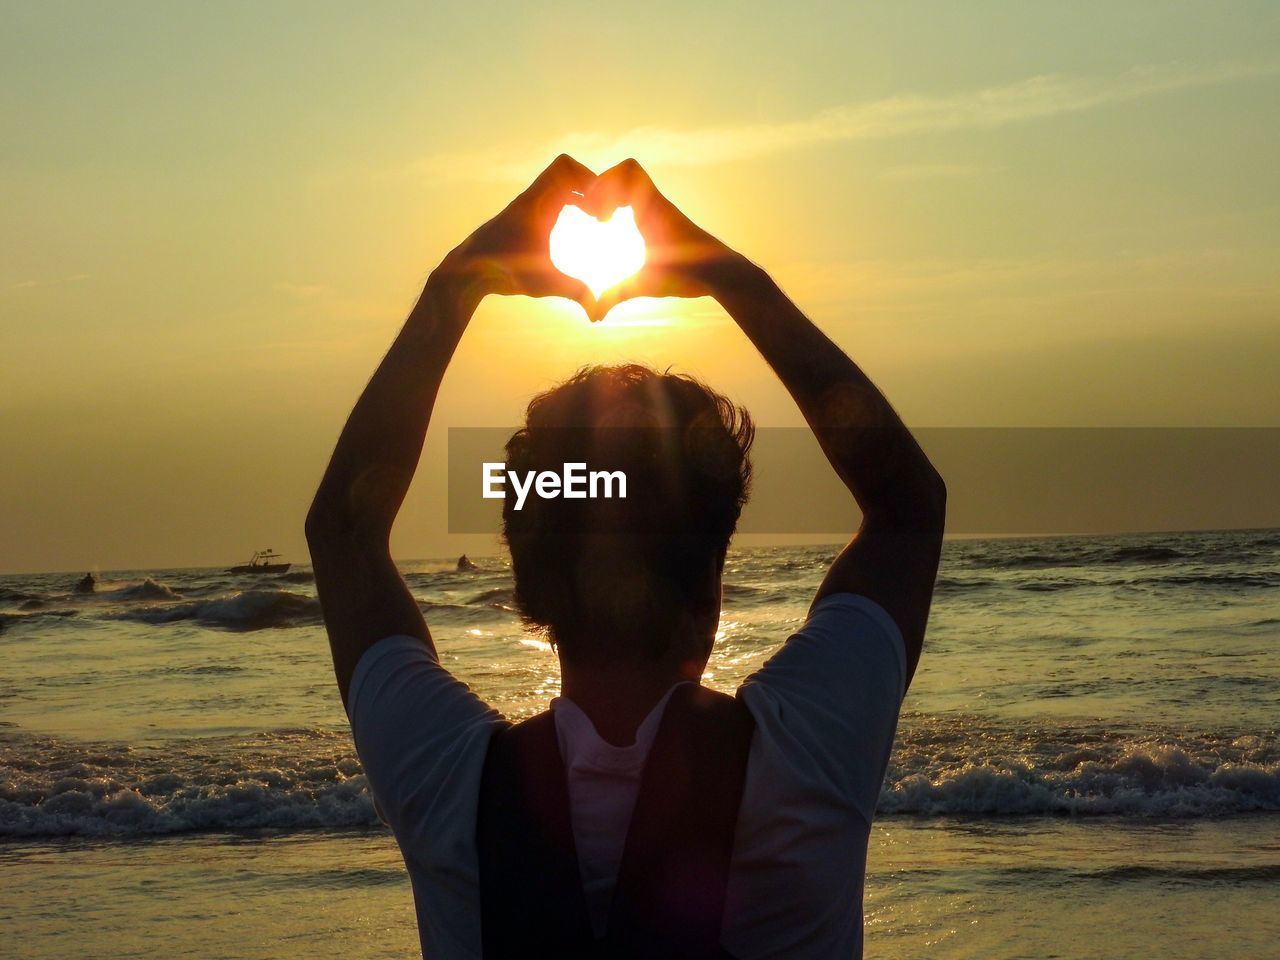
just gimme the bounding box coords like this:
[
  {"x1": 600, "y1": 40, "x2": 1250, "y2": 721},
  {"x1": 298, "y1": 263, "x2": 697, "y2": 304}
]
[{"x1": 2, "y1": 531, "x2": 1278, "y2": 958}]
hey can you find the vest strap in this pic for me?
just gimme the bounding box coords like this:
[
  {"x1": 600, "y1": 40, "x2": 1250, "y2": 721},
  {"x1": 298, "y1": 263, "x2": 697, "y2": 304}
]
[
  {"x1": 605, "y1": 684, "x2": 754, "y2": 959},
  {"x1": 477, "y1": 684, "x2": 755, "y2": 960},
  {"x1": 476, "y1": 711, "x2": 595, "y2": 958}
]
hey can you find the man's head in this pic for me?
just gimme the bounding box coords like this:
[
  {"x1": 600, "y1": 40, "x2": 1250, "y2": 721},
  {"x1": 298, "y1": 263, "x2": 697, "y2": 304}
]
[{"x1": 503, "y1": 364, "x2": 753, "y2": 668}]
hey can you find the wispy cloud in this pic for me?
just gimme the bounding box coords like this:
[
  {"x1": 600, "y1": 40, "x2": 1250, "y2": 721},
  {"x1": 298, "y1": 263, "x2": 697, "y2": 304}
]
[
  {"x1": 10, "y1": 273, "x2": 90, "y2": 290},
  {"x1": 272, "y1": 281, "x2": 328, "y2": 299},
  {"x1": 880, "y1": 162, "x2": 1002, "y2": 182},
  {"x1": 412, "y1": 61, "x2": 1277, "y2": 183},
  {"x1": 778, "y1": 246, "x2": 1274, "y2": 317}
]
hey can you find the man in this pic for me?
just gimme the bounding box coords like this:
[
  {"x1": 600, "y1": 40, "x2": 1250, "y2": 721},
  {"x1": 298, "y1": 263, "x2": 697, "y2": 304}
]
[{"x1": 307, "y1": 156, "x2": 945, "y2": 958}]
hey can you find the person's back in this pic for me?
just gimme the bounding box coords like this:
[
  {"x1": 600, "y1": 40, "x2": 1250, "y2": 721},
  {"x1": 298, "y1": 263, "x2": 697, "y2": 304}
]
[
  {"x1": 308, "y1": 156, "x2": 945, "y2": 958},
  {"x1": 347, "y1": 595, "x2": 907, "y2": 957}
]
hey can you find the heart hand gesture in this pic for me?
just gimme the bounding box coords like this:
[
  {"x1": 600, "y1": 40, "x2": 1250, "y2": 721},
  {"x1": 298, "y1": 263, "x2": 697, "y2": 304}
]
[
  {"x1": 440, "y1": 155, "x2": 742, "y2": 323},
  {"x1": 439, "y1": 154, "x2": 598, "y2": 314},
  {"x1": 580, "y1": 159, "x2": 742, "y2": 321}
]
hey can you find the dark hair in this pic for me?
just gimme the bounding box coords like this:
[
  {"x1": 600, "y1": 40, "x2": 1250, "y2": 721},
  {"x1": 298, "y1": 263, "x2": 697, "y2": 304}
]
[{"x1": 502, "y1": 364, "x2": 753, "y2": 663}]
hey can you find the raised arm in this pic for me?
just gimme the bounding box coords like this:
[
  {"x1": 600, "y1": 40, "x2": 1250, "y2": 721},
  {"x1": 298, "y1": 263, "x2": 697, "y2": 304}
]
[
  {"x1": 711, "y1": 265, "x2": 944, "y2": 685},
  {"x1": 306, "y1": 156, "x2": 595, "y2": 707},
  {"x1": 588, "y1": 161, "x2": 945, "y2": 686}
]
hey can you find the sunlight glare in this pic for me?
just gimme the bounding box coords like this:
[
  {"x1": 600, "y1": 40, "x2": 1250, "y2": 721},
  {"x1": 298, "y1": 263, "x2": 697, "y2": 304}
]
[{"x1": 549, "y1": 205, "x2": 646, "y2": 298}]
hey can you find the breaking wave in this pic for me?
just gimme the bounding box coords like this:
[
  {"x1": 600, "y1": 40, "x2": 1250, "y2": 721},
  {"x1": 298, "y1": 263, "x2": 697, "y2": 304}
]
[
  {"x1": 110, "y1": 590, "x2": 322, "y2": 631},
  {"x1": 881, "y1": 719, "x2": 1280, "y2": 817},
  {"x1": 108, "y1": 578, "x2": 183, "y2": 601},
  {"x1": 0, "y1": 730, "x2": 374, "y2": 838},
  {"x1": 466, "y1": 587, "x2": 515, "y2": 607},
  {"x1": 2, "y1": 721, "x2": 1277, "y2": 838}
]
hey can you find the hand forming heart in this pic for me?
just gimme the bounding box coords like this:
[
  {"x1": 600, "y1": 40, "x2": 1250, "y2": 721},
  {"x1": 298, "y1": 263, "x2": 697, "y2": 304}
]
[
  {"x1": 575, "y1": 158, "x2": 740, "y2": 321},
  {"x1": 438, "y1": 155, "x2": 739, "y2": 322}
]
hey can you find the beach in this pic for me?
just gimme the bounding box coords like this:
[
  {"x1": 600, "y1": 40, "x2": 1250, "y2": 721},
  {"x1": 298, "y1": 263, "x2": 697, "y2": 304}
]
[{"x1": 3, "y1": 530, "x2": 1278, "y2": 958}]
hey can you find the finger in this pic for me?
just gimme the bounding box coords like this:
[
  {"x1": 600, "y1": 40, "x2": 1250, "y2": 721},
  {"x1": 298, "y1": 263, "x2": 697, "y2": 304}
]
[
  {"x1": 555, "y1": 276, "x2": 595, "y2": 313},
  {"x1": 526, "y1": 154, "x2": 596, "y2": 211},
  {"x1": 583, "y1": 158, "x2": 654, "y2": 220},
  {"x1": 531, "y1": 264, "x2": 595, "y2": 315},
  {"x1": 592, "y1": 271, "x2": 648, "y2": 322}
]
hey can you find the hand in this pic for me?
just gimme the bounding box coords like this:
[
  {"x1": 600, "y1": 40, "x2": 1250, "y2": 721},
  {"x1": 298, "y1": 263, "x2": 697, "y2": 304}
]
[
  {"x1": 582, "y1": 159, "x2": 743, "y2": 321},
  {"x1": 438, "y1": 154, "x2": 598, "y2": 314}
]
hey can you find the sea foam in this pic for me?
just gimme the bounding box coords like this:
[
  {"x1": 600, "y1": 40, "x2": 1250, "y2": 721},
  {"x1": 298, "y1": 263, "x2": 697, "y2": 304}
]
[
  {"x1": 880, "y1": 719, "x2": 1280, "y2": 817},
  {"x1": 2, "y1": 722, "x2": 1277, "y2": 838}
]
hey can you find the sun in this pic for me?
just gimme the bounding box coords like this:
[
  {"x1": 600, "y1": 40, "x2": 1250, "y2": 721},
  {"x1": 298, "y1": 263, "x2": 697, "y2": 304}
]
[{"x1": 549, "y1": 205, "x2": 646, "y2": 299}]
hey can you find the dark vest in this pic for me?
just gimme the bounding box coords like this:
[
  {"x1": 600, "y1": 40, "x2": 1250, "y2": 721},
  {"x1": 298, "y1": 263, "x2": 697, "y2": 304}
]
[{"x1": 476, "y1": 683, "x2": 756, "y2": 960}]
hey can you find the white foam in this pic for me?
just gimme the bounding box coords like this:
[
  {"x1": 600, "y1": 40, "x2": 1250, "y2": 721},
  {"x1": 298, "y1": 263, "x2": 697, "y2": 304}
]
[
  {"x1": 2, "y1": 724, "x2": 1277, "y2": 838},
  {"x1": 881, "y1": 731, "x2": 1280, "y2": 817}
]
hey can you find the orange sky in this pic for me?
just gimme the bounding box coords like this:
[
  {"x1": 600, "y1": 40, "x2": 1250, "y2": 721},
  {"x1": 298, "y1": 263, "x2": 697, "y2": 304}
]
[{"x1": 2, "y1": 2, "x2": 1278, "y2": 573}]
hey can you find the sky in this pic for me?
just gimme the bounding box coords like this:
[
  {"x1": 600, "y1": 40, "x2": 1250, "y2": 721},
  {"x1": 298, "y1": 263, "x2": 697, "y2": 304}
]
[{"x1": 2, "y1": 1, "x2": 1278, "y2": 573}]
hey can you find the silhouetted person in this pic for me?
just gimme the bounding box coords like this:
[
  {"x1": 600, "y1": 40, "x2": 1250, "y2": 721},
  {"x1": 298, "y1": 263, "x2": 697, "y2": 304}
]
[
  {"x1": 308, "y1": 157, "x2": 945, "y2": 959},
  {"x1": 457, "y1": 554, "x2": 478, "y2": 572},
  {"x1": 74, "y1": 573, "x2": 95, "y2": 594}
]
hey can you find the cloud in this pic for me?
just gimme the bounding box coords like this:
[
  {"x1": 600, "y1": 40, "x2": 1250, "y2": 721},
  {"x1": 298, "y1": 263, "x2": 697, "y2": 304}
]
[
  {"x1": 9, "y1": 273, "x2": 90, "y2": 290},
  {"x1": 412, "y1": 61, "x2": 1278, "y2": 183},
  {"x1": 272, "y1": 282, "x2": 328, "y2": 299},
  {"x1": 880, "y1": 163, "x2": 1002, "y2": 181},
  {"x1": 777, "y1": 246, "x2": 1275, "y2": 319}
]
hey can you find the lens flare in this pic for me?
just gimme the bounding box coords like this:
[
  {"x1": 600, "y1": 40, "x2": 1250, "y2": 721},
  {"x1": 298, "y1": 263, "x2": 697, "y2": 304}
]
[{"x1": 549, "y1": 205, "x2": 646, "y2": 298}]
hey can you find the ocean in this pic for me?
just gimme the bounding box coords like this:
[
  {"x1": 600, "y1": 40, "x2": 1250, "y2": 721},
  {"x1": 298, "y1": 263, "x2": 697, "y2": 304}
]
[{"x1": 2, "y1": 530, "x2": 1278, "y2": 958}]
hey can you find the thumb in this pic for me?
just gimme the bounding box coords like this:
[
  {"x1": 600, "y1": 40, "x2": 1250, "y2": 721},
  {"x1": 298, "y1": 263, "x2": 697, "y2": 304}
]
[
  {"x1": 548, "y1": 274, "x2": 595, "y2": 316},
  {"x1": 592, "y1": 275, "x2": 643, "y2": 322}
]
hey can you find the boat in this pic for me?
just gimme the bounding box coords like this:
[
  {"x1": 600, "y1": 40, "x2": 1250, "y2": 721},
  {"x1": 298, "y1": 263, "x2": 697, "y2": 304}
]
[{"x1": 227, "y1": 550, "x2": 292, "y2": 575}]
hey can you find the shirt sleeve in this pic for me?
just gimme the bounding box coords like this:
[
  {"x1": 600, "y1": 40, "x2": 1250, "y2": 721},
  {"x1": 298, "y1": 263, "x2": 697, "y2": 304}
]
[
  {"x1": 737, "y1": 593, "x2": 907, "y2": 824},
  {"x1": 347, "y1": 635, "x2": 508, "y2": 857}
]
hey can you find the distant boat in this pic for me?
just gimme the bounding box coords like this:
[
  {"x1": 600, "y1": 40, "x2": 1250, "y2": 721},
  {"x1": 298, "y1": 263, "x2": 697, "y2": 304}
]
[{"x1": 227, "y1": 550, "x2": 291, "y2": 574}]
